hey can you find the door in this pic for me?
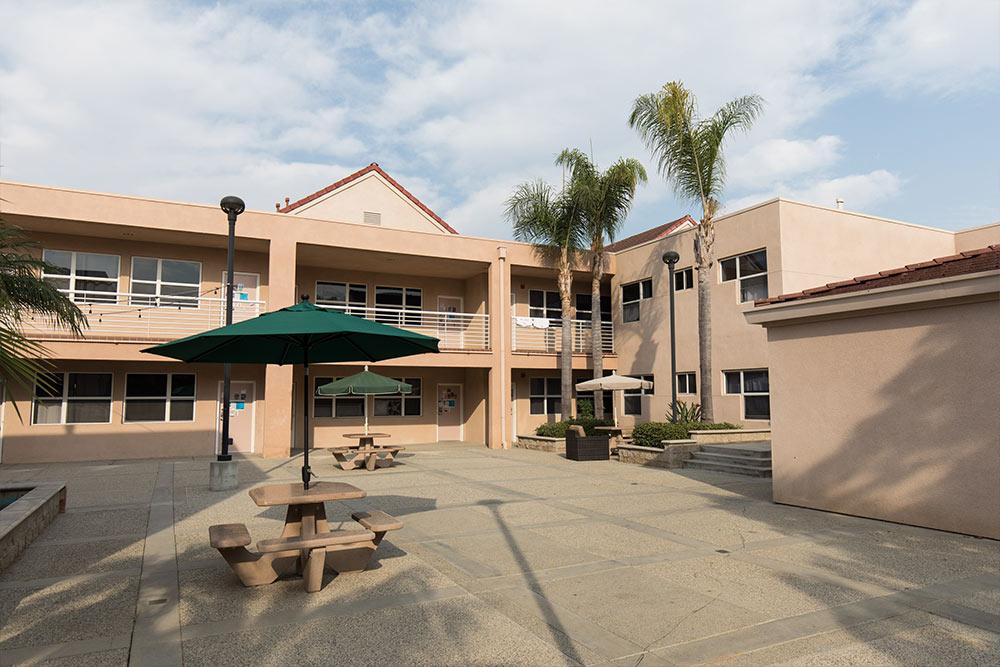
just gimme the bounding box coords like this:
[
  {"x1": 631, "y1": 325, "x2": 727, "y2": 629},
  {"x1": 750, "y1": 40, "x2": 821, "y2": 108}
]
[
  {"x1": 221, "y1": 272, "x2": 260, "y2": 323},
  {"x1": 437, "y1": 296, "x2": 463, "y2": 349},
  {"x1": 510, "y1": 382, "x2": 517, "y2": 442},
  {"x1": 436, "y1": 384, "x2": 463, "y2": 441},
  {"x1": 217, "y1": 381, "x2": 256, "y2": 453}
]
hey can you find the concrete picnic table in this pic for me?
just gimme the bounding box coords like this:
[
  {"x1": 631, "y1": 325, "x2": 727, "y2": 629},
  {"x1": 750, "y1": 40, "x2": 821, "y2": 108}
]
[
  {"x1": 332, "y1": 435, "x2": 404, "y2": 471},
  {"x1": 343, "y1": 432, "x2": 391, "y2": 448},
  {"x1": 595, "y1": 425, "x2": 626, "y2": 449}
]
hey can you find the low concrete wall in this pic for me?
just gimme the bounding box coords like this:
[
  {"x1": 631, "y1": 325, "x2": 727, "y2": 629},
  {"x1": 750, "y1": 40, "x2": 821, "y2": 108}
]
[
  {"x1": 514, "y1": 435, "x2": 565, "y2": 453},
  {"x1": 618, "y1": 440, "x2": 699, "y2": 469},
  {"x1": 0, "y1": 482, "x2": 67, "y2": 571},
  {"x1": 689, "y1": 428, "x2": 770, "y2": 444}
]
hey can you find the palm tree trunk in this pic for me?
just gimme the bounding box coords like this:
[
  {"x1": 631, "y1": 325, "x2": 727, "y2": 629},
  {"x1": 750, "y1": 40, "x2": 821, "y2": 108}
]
[
  {"x1": 695, "y1": 221, "x2": 714, "y2": 422},
  {"x1": 590, "y1": 252, "x2": 604, "y2": 419},
  {"x1": 558, "y1": 250, "x2": 574, "y2": 420}
]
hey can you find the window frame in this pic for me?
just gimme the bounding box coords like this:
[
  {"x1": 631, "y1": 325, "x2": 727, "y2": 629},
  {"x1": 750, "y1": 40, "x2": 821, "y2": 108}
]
[
  {"x1": 41, "y1": 250, "x2": 121, "y2": 304},
  {"x1": 313, "y1": 376, "x2": 367, "y2": 419},
  {"x1": 130, "y1": 257, "x2": 202, "y2": 308},
  {"x1": 315, "y1": 281, "x2": 368, "y2": 316},
  {"x1": 722, "y1": 369, "x2": 771, "y2": 420},
  {"x1": 374, "y1": 285, "x2": 423, "y2": 325},
  {"x1": 675, "y1": 372, "x2": 697, "y2": 395},
  {"x1": 574, "y1": 293, "x2": 612, "y2": 322},
  {"x1": 673, "y1": 267, "x2": 694, "y2": 292},
  {"x1": 529, "y1": 289, "x2": 561, "y2": 320},
  {"x1": 32, "y1": 372, "x2": 114, "y2": 425},
  {"x1": 528, "y1": 377, "x2": 561, "y2": 416},
  {"x1": 123, "y1": 372, "x2": 197, "y2": 423},
  {"x1": 719, "y1": 249, "x2": 768, "y2": 303},
  {"x1": 621, "y1": 278, "x2": 653, "y2": 323},
  {"x1": 623, "y1": 374, "x2": 654, "y2": 416},
  {"x1": 373, "y1": 377, "x2": 422, "y2": 417}
]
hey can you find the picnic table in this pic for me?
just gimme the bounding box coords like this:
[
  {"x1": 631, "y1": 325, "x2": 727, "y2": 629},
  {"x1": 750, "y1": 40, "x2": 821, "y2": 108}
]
[
  {"x1": 343, "y1": 432, "x2": 391, "y2": 448},
  {"x1": 331, "y1": 443, "x2": 405, "y2": 471},
  {"x1": 595, "y1": 425, "x2": 625, "y2": 449},
  {"x1": 209, "y1": 481, "x2": 403, "y2": 593}
]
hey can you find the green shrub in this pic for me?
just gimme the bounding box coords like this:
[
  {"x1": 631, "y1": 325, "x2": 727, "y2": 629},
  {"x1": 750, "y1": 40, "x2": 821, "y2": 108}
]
[
  {"x1": 630, "y1": 420, "x2": 741, "y2": 447},
  {"x1": 534, "y1": 416, "x2": 614, "y2": 438},
  {"x1": 631, "y1": 422, "x2": 687, "y2": 447}
]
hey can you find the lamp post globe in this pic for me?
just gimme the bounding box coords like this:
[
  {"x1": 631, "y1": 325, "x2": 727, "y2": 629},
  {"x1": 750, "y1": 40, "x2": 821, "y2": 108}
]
[
  {"x1": 662, "y1": 251, "x2": 680, "y2": 421},
  {"x1": 220, "y1": 196, "x2": 245, "y2": 218}
]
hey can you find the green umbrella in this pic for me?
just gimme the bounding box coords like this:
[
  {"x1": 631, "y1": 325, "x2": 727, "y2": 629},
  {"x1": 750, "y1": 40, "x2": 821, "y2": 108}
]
[
  {"x1": 317, "y1": 366, "x2": 412, "y2": 436},
  {"x1": 143, "y1": 298, "x2": 439, "y2": 488}
]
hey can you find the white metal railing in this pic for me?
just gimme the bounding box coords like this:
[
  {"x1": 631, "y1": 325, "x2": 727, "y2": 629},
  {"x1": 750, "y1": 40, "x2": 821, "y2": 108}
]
[
  {"x1": 511, "y1": 317, "x2": 614, "y2": 354},
  {"x1": 318, "y1": 304, "x2": 490, "y2": 351},
  {"x1": 23, "y1": 290, "x2": 264, "y2": 343}
]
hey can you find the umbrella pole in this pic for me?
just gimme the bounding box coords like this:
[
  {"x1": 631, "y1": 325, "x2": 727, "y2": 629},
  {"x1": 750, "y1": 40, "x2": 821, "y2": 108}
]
[{"x1": 302, "y1": 354, "x2": 312, "y2": 489}]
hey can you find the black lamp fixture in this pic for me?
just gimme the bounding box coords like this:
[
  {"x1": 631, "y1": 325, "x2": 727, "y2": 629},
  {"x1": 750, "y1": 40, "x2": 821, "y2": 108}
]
[
  {"x1": 218, "y1": 195, "x2": 245, "y2": 461},
  {"x1": 662, "y1": 251, "x2": 680, "y2": 423}
]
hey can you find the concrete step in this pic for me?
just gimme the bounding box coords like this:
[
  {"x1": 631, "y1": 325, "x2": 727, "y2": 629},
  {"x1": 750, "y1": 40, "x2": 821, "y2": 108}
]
[
  {"x1": 685, "y1": 459, "x2": 773, "y2": 477},
  {"x1": 699, "y1": 442, "x2": 771, "y2": 458},
  {"x1": 691, "y1": 451, "x2": 772, "y2": 467}
]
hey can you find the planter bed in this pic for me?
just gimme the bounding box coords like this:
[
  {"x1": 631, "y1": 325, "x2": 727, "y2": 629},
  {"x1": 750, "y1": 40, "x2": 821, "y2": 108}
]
[
  {"x1": 617, "y1": 440, "x2": 699, "y2": 469},
  {"x1": 514, "y1": 435, "x2": 565, "y2": 453},
  {"x1": 0, "y1": 482, "x2": 67, "y2": 571},
  {"x1": 688, "y1": 428, "x2": 770, "y2": 444}
]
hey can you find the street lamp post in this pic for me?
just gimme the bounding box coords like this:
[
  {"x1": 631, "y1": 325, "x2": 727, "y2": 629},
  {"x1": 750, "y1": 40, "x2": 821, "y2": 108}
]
[
  {"x1": 209, "y1": 196, "x2": 244, "y2": 491},
  {"x1": 662, "y1": 251, "x2": 680, "y2": 423}
]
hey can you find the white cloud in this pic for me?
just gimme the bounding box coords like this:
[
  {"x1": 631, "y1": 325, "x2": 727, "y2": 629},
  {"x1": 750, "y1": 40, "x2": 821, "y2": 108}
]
[
  {"x1": 727, "y1": 169, "x2": 903, "y2": 213},
  {"x1": 728, "y1": 136, "x2": 844, "y2": 190}
]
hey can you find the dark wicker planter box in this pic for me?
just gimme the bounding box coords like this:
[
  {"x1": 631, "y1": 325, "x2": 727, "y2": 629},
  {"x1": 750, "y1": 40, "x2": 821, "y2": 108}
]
[{"x1": 565, "y1": 431, "x2": 610, "y2": 461}]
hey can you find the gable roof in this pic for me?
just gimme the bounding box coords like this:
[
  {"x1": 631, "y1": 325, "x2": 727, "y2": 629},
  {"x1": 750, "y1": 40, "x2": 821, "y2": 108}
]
[
  {"x1": 605, "y1": 215, "x2": 697, "y2": 253},
  {"x1": 756, "y1": 245, "x2": 1000, "y2": 306},
  {"x1": 278, "y1": 163, "x2": 459, "y2": 235}
]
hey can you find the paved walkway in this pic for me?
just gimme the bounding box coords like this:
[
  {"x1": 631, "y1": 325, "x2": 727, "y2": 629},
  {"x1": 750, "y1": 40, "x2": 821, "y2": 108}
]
[{"x1": 1, "y1": 443, "x2": 997, "y2": 665}]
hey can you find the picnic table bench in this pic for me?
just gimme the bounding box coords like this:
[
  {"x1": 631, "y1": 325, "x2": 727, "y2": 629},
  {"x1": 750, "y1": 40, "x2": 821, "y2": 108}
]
[
  {"x1": 208, "y1": 481, "x2": 402, "y2": 593},
  {"x1": 331, "y1": 445, "x2": 405, "y2": 471}
]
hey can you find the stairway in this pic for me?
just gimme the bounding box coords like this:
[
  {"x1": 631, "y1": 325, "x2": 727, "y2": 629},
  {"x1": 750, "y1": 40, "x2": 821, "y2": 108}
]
[{"x1": 684, "y1": 442, "x2": 772, "y2": 477}]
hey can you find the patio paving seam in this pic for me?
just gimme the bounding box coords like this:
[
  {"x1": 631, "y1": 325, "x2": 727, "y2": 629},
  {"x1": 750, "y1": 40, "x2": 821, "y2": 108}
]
[
  {"x1": 128, "y1": 461, "x2": 182, "y2": 667},
  {"x1": 0, "y1": 632, "x2": 132, "y2": 666},
  {"x1": 0, "y1": 568, "x2": 140, "y2": 590},
  {"x1": 33, "y1": 532, "x2": 147, "y2": 547}
]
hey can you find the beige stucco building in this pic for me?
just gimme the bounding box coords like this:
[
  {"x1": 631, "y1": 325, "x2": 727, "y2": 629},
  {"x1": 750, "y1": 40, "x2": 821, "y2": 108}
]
[
  {"x1": 0, "y1": 164, "x2": 997, "y2": 464},
  {"x1": 746, "y1": 247, "x2": 1000, "y2": 539}
]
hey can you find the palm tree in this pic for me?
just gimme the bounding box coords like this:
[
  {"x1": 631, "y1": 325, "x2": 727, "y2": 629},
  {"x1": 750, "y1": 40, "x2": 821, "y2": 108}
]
[
  {"x1": 629, "y1": 82, "x2": 762, "y2": 421},
  {"x1": 506, "y1": 179, "x2": 584, "y2": 419},
  {"x1": 556, "y1": 149, "x2": 647, "y2": 419},
  {"x1": 0, "y1": 222, "x2": 86, "y2": 407}
]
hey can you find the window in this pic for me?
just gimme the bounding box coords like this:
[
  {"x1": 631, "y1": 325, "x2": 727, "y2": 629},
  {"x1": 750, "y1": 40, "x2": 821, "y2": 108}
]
[
  {"x1": 720, "y1": 250, "x2": 768, "y2": 303},
  {"x1": 316, "y1": 281, "x2": 367, "y2": 315},
  {"x1": 674, "y1": 267, "x2": 694, "y2": 291},
  {"x1": 373, "y1": 378, "x2": 422, "y2": 417},
  {"x1": 124, "y1": 373, "x2": 195, "y2": 422},
  {"x1": 314, "y1": 377, "x2": 365, "y2": 418},
  {"x1": 42, "y1": 250, "x2": 120, "y2": 303},
  {"x1": 375, "y1": 286, "x2": 422, "y2": 325},
  {"x1": 33, "y1": 372, "x2": 113, "y2": 424},
  {"x1": 621, "y1": 278, "x2": 652, "y2": 323},
  {"x1": 576, "y1": 389, "x2": 613, "y2": 416},
  {"x1": 529, "y1": 377, "x2": 561, "y2": 415},
  {"x1": 574, "y1": 293, "x2": 612, "y2": 322},
  {"x1": 676, "y1": 372, "x2": 697, "y2": 395},
  {"x1": 723, "y1": 369, "x2": 770, "y2": 420},
  {"x1": 131, "y1": 258, "x2": 201, "y2": 307},
  {"x1": 529, "y1": 290, "x2": 560, "y2": 320},
  {"x1": 623, "y1": 374, "x2": 654, "y2": 415}
]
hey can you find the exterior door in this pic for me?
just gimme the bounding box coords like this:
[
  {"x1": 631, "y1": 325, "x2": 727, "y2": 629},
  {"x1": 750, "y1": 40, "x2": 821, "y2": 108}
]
[
  {"x1": 217, "y1": 381, "x2": 256, "y2": 453},
  {"x1": 436, "y1": 384, "x2": 463, "y2": 441},
  {"x1": 221, "y1": 272, "x2": 261, "y2": 323},
  {"x1": 437, "y1": 296, "x2": 463, "y2": 349}
]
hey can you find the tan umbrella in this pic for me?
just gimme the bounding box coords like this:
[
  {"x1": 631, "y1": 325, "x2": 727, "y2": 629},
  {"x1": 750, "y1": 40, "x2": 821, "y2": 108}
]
[{"x1": 575, "y1": 373, "x2": 653, "y2": 426}]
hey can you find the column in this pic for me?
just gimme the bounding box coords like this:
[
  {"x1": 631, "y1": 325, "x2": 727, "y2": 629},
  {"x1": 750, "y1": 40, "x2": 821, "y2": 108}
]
[
  {"x1": 261, "y1": 237, "x2": 297, "y2": 458},
  {"x1": 487, "y1": 247, "x2": 512, "y2": 449}
]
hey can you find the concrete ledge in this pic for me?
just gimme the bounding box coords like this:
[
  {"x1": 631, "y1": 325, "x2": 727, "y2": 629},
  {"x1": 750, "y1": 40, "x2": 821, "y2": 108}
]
[
  {"x1": 0, "y1": 482, "x2": 67, "y2": 571},
  {"x1": 514, "y1": 435, "x2": 565, "y2": 453},
  {"x1": 689, "y1": 428, "x2": 770, "y2": 444},
  {"x1": 618, "y1": 441, "x2": 699, "y2": 469}
]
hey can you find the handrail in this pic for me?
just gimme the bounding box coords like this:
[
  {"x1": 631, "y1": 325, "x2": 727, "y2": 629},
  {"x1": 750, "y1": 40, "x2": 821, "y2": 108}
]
[{"x1": 510, "y1": 317, "x2": 614, "y2": 354}]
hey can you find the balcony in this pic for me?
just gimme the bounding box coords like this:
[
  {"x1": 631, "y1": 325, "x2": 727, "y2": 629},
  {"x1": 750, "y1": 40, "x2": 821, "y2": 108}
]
[
  {"x1": 511, "y1": 317, "x2": 614, "y2": 354},
  {"x1": 23, "y1": 291, "x2": 264, "y2": 344},
  {"x1": 318, "y1": 305, "x2": 490, "y2": 351}
]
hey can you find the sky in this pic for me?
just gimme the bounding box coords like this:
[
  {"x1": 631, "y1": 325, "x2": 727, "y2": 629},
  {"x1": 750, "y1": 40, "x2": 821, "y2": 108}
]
[{"x1": 0, "y1": 0, "x2": 997, "y2": 240}]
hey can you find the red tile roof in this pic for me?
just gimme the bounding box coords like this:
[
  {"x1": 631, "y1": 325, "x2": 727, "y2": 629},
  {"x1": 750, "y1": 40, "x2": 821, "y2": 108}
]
[
  {"x1": 756, "y1": 245, "x2": 1000, "y2": 306},
  {"x1": 605, "y1": 215, "x2": 697, "y2": 253},
  {"x1": 278, "y1": 163, "x2": 459, "y2": 234}
]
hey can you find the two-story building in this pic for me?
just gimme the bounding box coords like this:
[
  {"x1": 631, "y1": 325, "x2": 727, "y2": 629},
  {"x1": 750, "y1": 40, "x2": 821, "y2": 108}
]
[{"x1": 0, "y1": 164, "x2": 996, "y2": 462}]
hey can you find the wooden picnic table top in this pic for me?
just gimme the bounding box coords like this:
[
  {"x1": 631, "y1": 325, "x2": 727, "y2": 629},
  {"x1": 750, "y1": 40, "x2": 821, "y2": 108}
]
[{"x1": 249, "y1": 481, "x2": 366, "y2": 507}]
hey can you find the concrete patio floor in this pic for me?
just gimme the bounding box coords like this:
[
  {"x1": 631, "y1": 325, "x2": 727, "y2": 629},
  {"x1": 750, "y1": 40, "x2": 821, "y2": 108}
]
[{"x1": 0, "y1": 443, "x2": 997, "y2": 666}]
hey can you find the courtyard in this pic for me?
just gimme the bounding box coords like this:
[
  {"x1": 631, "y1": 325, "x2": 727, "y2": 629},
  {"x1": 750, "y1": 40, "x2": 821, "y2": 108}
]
[{"x1": 1, "y1": 443, "x2": 997, "y2": 666}]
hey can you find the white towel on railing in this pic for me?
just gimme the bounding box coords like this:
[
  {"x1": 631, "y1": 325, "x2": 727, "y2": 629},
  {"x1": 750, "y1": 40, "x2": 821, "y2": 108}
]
[
  {"x1": 514, "y1": 316, "x2": 533, "y2": 328},
  {"x1": 531, "y1": 317, "x2": 550, "y2": 329}
]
